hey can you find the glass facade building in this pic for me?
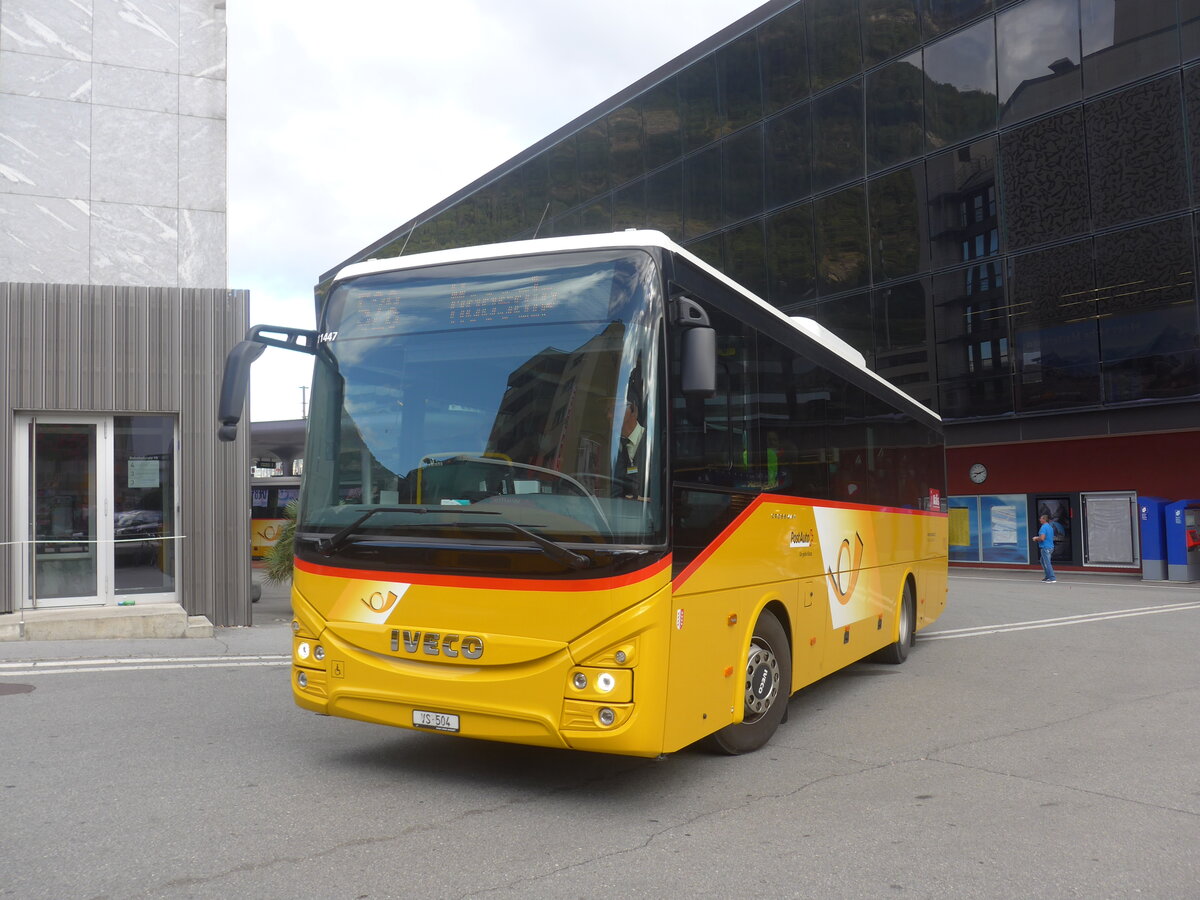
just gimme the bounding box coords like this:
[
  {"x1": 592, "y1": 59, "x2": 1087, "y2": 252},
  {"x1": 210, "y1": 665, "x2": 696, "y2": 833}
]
[{"x1": 324, "y1": 0, "x2": 1200, "y2": 571}]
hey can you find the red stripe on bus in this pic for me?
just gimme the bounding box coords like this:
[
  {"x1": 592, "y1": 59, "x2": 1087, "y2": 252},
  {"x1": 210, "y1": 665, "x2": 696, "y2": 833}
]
[
  {"x1": 294, "y1": 554, "x2": 672, "y2": 592},
  {"x1": 671, "y1": 493, "x2": 946, "y2": 592}
]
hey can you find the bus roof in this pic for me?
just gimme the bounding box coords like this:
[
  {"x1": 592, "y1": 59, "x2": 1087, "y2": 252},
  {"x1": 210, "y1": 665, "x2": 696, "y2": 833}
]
[{"x1": 330, "y1": 230, "x2": 940, "y2": 422}]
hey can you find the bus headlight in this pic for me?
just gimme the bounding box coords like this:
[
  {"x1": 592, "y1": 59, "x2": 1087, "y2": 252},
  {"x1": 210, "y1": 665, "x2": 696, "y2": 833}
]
[
  {"x1": 297, "y1": 641, "x2": 311, "y2": 661},
  {"x1": 596, "y1": 672, "x2": 615, "y2": 693}
]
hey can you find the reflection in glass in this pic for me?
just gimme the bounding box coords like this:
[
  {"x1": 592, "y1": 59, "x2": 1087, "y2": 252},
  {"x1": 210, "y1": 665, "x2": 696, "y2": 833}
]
[
  {"x1": 813, "y1": 79, "x2": 864, "y2": 193},
  {"x1": 579, "y1": 197, "x2": 612, "y2": 235},
  {"x1": 645, "y1": 163, "x2": 683, "y2": 240},
  {"x1": 679, "y1": 55, "x2": 721, "y2": 152},
  {"x1": 1187, "y1": 68, "x2": 1200, "y2": 203},
  {"x1": 641, "y1": 78, "x2": 681, "y2": 169},
  {"x1": 927, "y1": 137, "x2": 999, "y2": 269},
  {"x1": 1095, "y1": 218, "x2": 1200, "y2": 401},
  {"x1": 1085, "y1": 75, "x2": 1188, "y2": 228},
  {"x1": 724, "y1": 220, "x2": 768, "y2": 300},
  {"x1": 998, "y1": 0, "x2": 1081, "y2": 125},
  {"x1": 759, "y1": 2, "x2": 809, "y2": 112},
  {"x1": 924, "y1": 18, "x2": 997, "y2": 150},
  {"x1": 862, "y1": 0, "x2": 921, "y2": 66},
  {"x1": 723, "y1": 126, "x2": 764, "y2": 225},
  {"x1": 765, "y1": 103, "x2": 812, "y2": 209},
  {"x1": 613, "y1": 180, "x2": 646, "y2": 231},
  {"x1": 1009, "y1": 240, "x2": 1101, "y2": 411},
  {"x1": 767, "y1": 202, "x2": 817, "y2": 307},
  {"x1": 547, "y1": 138, "x2": 578, "y2": 219},
  {"x1": 114, "y1": 416, "x2": 176, "y2": 596},
  {"x1": 720, "y1": 33, "x2": 762, "y2": 132},
  {"x1": 1185, "y1": 0, "x2": 1200, "y2": 61},
  {"x1": 866, "y1": 52, "x2": 924, "y2": 173},
  {"x1": 869, "y1": 164, "x2": 928, "y2": 282},
  {"x1": 807, "y1": 0, "x2": 863, "y2": 92},
  {"x1": 873, "y1": 278, "x2": 935, "y2": 408},
  {"x1": 1081, "y1": 0, "x2": 1179, "y2": 96},
  {"x1": 817, "y1": 292, "x2": 873, "y2": 361},
  {"x1": 607, "y1": 104, "x2": 644, "y2": 188},
  {"x1": 33, "y1": 424, "x2": 97, "y2": 601},
  {"x1": 683, "y1": 145, "x2": 721, "y2": 239},
  {"x1": 933, "y1": 261, "x2": 1012, "y2": 417},
  {"x1": 924, "y1": 0, "x2": 994, "y2": 37},
  {"x1": 577, "y1": 121, "x2": 610, "y2": 201},
  {"x1": 815, "y1": 185, "x2": 870, "y2": 295},
  {"x1": 1000, "y1": 108, "x2": 1089, "y2": 249}
]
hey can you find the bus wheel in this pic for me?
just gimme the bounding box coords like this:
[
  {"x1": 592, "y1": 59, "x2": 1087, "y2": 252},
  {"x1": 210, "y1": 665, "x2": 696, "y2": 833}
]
[
  {"x1": 873, "y1": 581, "x2": 915, "y2": 664},
  {"x1": 708, "y1": 608, "x2": 791, "y2": 755}
]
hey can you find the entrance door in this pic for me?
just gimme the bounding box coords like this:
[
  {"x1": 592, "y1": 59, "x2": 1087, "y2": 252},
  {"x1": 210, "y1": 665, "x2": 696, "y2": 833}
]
[
  {"x1": 14, "y1": 414, "x2": 178, "y2": 609},
  {"x1": 1032, "y1": 494, "x2": 1075, "y2": 565}
]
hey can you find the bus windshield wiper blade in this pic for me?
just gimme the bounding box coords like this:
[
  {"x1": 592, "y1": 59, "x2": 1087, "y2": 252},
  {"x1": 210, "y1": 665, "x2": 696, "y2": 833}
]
[{"x1": 314, "y1": 506, "x2": 591, "y2": 568}]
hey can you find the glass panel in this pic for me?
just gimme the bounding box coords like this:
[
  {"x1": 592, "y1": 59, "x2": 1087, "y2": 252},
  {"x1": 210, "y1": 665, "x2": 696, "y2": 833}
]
[
  {"x1": 873, "y1": 277, "x2": 935, "y2": 408},
  {"x1": 607, "y1": 104, "x2": 643, "y2": 188},
  {"x1": 813, "y1": 79, "x2": 864, "y2": 193},
  {"x1": 1096, "y1": 218, "x2": 1200, "y2": 401},
  {"x1": 759, "y1": 3, "x2": 810, "y2": 113},
  {"x1": 578, "y1": 197, "x2": 612, "y2": 235},
  {"x1": 517, "y1": 157, "x2": 550, "y2": 235},
  {"x1": 645, "y1": 163, "x2": 683, "y2": 240},
  {"x1": 928, "y1": 137, "x2": 1000, "y2": 269},
  {"x1": 547, "y1": 138, "x2": 578, "y2": 218},
  {"x1": 577, "y1": 121, "x2": 610, "y2": 201},
  {"x1": 868, "y1": 163, "x2": 928, "y2": 282},
  {"x1": 641, "y1": 78, "x2": 681, "y2": 169},
  {"x1": 924, "y1": 18, "x2": 998, "y2": 151},
  {"x1": 948, "y1": 495, "x2": 981, "y2": 561},
  {"x1": 807, "y1": 0, "x2": 863, "y2": 92},
  {"x1": 933, "y1": 263, "x2": 1012, "y2": 414},
  {"x1": 924, "y1": 0, "x2": 994, "y2": 37},
  {"x1": 685, "y1": 233, "x2": 724, "y2": 270},
  {"x1": 764, "y1": 102, "x2": 812, "y2": 209},
  {"x1": 817, "y1": 291, "x2": 874, "y2": 362},
  {"x1": 114, "y1": 416, "x2": 176, "y2": 596},
  {"x1": 938, "y1": 373, "x2": 1015, "y2": 418},
  {"x1": 998, "y1": 0, "x2": 1081, "y2": 126},
  {"x1": 1009, "y1": 240, "x2": 1101, "y2": 411},
  {"x1": 1081, "y1": 0, "x2": 1179, "y2": 97},
  {"x1": 1184, "y1": 0, "x2": 1200, "y2": 60},
  {"x1": 613, "y1": 179, "x2": 646, "y2": 231},
  {"x1": 1085, "y1": 75, "x2": 1188, "y2": 229},
  {"x1": 33, "y1": 423, "x2": 97, "y2": 601},
  {"x1": 1000, "y1": 107, "x2": 1089, "y2": 250},
  {"x1": 683, "y1": 145, "x2": 721, "y2": 240},
  {"x1": 719, "y1": 32, "x2": 762, "y2": 132},
  {"x1": 815, "y1": 185, "x2": 870, "y2": 295},
  {"x1": 862, "y1": 0, "x2": 922, "y2": 66},
  {"x1": 1187, "y1": 67, "x2": 1200, "y2": 203},
  {"x1": 866, "y1": 51, "x2": 925, "y2": 173},
  {"x1": 723, "y1": 219, "x2": 768, "y2": 300},
  {"x1": 679, "y1": 55, "x2": 721, "y2": 152},
  {"x1": 722, "y1": 125, "x2": 764, "y2": 224},
  {"x1": 766, "y1": 202, "x2": 817, "y2": 307}
]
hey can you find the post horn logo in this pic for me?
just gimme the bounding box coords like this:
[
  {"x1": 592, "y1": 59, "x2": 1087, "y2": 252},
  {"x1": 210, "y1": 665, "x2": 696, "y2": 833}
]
[
  {"x1": 826, "y1": 532, "x2": 865, "y2": 606},
  {"x1": 361, "y1": 590, "x2": 401, "y2": 615}
]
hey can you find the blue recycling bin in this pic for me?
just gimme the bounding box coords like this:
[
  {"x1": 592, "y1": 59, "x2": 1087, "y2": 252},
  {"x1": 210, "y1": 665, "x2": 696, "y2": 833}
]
[
  {"x1": 1138, "y1": 497, "x2": 1170, "y2": 581},
  {"x1": 1165, "y1": 499, "x2": 1200, "y2": 583}
]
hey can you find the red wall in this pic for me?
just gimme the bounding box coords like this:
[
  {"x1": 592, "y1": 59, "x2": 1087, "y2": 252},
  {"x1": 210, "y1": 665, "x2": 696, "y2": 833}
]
[{"x1": 947, "y1": 430, "x2": 1200, "y2": 499}]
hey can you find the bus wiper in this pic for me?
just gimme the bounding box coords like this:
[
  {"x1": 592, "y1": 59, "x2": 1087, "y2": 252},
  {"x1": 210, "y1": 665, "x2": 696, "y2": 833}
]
[{"x1": 314, "y1": 506, "x2": 591, "y2": 569}]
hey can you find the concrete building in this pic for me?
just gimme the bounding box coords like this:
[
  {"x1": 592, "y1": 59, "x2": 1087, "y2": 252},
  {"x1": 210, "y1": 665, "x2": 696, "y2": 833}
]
[{"x1": 1, "y1": 0, "x2": 251, "y2": 637}]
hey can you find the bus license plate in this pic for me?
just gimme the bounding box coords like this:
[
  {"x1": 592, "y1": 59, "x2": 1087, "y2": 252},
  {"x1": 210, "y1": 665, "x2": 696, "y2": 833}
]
[{"x1": 413, "y1": 709, "x2": 459, "y2": 732}]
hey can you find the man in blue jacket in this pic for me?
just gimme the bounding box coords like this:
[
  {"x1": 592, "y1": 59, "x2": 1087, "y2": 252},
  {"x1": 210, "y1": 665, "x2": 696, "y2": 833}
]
[{"x1": 1034, "y1": 514, "x2": 1057, "y2": 583}]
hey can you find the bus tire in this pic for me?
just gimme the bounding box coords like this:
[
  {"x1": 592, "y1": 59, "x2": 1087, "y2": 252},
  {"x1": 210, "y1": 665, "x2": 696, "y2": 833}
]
[
  {"x1": 708, "y1": 608, "x2": 791, "y2": 755},
  {"x1": 873, "y1": 580, "x2": 915, "y2": 665}
]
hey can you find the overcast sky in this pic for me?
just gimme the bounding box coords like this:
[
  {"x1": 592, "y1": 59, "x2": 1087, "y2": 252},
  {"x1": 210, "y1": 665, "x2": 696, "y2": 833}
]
[{"x1": 226, "y1": 0, "x2": 766, "y2": 421}]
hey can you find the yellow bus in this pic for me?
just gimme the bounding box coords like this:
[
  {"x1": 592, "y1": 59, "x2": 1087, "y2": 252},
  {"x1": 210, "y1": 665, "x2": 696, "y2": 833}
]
[
  {"x1": 219, "y1": 231, "x2": 947, "y2": 756},
  {"x1": 250, "y1": 476, "x2": 300, "y2": 559}
]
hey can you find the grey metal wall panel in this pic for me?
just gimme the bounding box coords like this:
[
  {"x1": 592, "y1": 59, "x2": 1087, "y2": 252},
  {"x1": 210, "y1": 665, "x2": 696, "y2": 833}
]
[{"x1": 1, "y1": 283, "x2": 251, "y2": 624}]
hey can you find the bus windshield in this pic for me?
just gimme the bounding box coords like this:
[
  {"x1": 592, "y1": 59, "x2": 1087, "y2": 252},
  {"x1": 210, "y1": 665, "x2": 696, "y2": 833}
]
[{"x1": 299, "y1": 249, "x2": 665, "y2": 568}]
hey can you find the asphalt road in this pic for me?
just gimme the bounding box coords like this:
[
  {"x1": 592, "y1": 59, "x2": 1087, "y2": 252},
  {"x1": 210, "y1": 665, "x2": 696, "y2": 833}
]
[{"x1": 2, "y1": 570, "x2": 1198, "y2": 899}]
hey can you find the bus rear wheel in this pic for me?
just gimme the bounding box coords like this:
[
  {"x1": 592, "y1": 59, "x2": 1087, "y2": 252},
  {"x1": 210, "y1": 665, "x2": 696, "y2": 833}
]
[
  {"x1": 873, "y1": 581, "x2": 915, "y2": 664},
  {"x1": 708, "y1": 608, "x2": 791, "y2": 755}
]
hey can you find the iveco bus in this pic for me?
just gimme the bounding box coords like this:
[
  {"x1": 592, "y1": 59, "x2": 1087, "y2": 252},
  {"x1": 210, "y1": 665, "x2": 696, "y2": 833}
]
[{"x1": 218, "y1": 231, "x2": 947, "y2": 756}]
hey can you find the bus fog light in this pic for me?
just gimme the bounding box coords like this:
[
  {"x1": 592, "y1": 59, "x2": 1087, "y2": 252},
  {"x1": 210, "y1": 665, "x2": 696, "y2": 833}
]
[
  {"x1": 614, "y1": 650, "x2": 627, "y2": 664},
  {"x1": 572, "y1": 672, "x2": 588, "y2": 690},
  {"x1": 598, "y1": 707, "x2": 616, "y2": 727},
  {"x1": 297, "y1": 641, "x2": 311, "y2": 660},
  {"x1": 314, "y1": 645, "x2": 326, "y2": 661},
  {"x1": 596, "y1": 672, "x2": 616, "y2": 693},
  {"x1": 297, "y1": 671, "x2": 308, "y2": 688}
]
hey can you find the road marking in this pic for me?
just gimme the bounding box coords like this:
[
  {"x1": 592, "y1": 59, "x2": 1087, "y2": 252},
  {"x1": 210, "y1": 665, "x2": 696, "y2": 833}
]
[
  {"x1": 921, "y1": 601, "x2": 1200, "y2": 640},
  {"x1": 0, "y1": 655, "x2": 290, "y2": 677}
]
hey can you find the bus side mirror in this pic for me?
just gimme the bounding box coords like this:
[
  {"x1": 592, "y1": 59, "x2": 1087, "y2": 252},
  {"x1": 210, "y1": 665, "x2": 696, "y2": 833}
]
[
  {"x1": 216, "y1": 324, "x2": 318, "y2": 442},
  {"x1": 673, "y1": 296, "x2": 716, "y2": 397}
]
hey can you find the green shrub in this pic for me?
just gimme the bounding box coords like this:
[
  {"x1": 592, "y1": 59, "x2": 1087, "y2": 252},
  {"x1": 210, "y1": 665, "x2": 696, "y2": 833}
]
[{"x1": 264, "y1": 500, "x2": 298, "y2": 584}]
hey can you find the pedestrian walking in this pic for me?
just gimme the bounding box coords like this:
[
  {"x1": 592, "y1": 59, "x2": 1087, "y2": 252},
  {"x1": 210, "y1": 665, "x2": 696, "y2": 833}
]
[{"x1": 1034, "y1": 513, "x2": 1057, "y2": 583}]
